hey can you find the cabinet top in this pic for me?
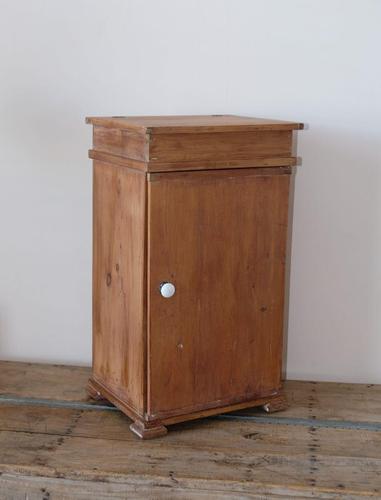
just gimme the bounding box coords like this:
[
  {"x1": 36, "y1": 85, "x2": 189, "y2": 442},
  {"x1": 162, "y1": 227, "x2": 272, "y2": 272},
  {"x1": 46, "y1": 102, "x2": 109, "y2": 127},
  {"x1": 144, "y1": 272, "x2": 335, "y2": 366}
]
[{"x1": 86, "y1": 114, "x2": 303, "y2": 134}]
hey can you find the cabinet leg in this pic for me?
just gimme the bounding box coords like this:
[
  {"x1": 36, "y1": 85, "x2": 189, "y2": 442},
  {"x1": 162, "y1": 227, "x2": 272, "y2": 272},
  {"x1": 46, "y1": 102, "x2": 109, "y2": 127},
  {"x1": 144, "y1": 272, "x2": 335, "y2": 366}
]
[
  {"x1": 87, "y1": 377, "x2": 107, "y2": 402},
  {"x1": 261, "y1": 393, "x2": 287, "y2": 413},
  {"x1": 130, "y1": 419, "x2": 168, "y2": 439}
]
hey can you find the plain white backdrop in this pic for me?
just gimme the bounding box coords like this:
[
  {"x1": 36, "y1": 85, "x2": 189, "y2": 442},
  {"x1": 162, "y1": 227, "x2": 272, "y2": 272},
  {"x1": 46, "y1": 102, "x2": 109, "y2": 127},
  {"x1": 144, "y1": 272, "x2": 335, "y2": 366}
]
[{"x1": 0, "y1": 0, "x2": 380, "y2": 382}]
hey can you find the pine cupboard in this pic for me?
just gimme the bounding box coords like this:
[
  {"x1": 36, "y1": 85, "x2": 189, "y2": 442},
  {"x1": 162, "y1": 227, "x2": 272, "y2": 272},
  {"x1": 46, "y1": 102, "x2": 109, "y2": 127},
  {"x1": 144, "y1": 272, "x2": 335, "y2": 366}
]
[{"x1": 86, "y1": 115, "x2": 303, "y2": 439}]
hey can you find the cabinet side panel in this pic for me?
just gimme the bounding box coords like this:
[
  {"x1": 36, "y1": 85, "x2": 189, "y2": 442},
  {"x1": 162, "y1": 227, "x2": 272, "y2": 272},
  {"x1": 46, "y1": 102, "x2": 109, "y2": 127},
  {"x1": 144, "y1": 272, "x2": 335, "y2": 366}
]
[
  {"x1": 147, "y1": 168, "x2": 290, "y2": 419},
  {"x1": 93, "y1": 126, "x2": 148, "y2": 162},
  {"x1": 92, "y1": 161, "x2": 146, "y2": 415}
]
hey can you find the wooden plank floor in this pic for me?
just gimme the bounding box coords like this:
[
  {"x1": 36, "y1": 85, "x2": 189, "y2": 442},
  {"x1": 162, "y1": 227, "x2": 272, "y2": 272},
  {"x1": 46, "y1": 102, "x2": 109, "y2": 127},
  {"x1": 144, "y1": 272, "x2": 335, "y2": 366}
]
[{"x1": 0, "y1": 361, "x2": 381, "y2": 499}]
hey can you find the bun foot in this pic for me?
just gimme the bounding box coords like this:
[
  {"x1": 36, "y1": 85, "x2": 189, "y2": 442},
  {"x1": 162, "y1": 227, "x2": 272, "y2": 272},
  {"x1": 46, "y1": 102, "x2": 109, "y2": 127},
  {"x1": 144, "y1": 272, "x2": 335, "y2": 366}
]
[
  {"x1": 262, "y1": 393, "x2": 287, "y2": 413},
  {"x1": 130, "y1": 420, "x2": 168, "y2": 439}
]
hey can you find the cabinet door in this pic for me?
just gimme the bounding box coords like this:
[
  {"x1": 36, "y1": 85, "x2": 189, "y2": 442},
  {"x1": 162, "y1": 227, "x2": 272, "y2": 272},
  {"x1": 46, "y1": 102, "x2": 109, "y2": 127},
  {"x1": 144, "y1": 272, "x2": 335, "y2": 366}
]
[{"x1": 147, "y1": 168, "x2": 290, "y2": 419}]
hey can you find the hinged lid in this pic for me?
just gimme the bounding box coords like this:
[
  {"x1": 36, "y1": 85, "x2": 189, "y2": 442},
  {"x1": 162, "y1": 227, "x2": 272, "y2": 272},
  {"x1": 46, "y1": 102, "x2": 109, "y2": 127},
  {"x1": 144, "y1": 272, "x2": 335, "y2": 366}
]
[{"x1": 86, "y1": 114, "x2": 303, "y2": 172}]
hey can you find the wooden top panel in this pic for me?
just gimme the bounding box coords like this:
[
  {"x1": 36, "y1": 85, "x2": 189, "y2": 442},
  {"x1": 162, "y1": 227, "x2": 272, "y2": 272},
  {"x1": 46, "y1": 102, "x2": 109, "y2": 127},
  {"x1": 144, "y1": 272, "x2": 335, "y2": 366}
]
[{"x1": 86, "y1": 114, "x2": 304, "y2": 134}]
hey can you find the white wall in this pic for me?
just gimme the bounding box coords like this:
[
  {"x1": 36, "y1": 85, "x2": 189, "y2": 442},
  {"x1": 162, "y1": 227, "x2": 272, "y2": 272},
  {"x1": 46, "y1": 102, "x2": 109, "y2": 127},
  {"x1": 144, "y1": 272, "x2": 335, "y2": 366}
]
[{"x1": 1, "y1": 0, "x2": 380, "y2": 382}]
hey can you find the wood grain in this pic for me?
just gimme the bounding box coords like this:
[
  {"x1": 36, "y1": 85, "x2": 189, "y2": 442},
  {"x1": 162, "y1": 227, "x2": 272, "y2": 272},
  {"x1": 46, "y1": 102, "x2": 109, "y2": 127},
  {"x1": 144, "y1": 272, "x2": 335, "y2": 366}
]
[
  {"x1": 93, "y1": 125, "x2": 149, "y2": 162},
  {"x1": 87, "y1": 115, "x2": 303, "y2": 436},
  {"x1": 88, "y1": 148, "x2": 298, "y2": 172},
  {"x1": 3, "y1": 361, "x2": 381, "y2": 425},
  {"x1": 149, "y1": 130, "x2": 292, "y2": 163},
  {"x1": 91, "y1": 127, "x2": 293, "y2": 169},
  {"x1": 92, "y1": 160, "x2": 146, "y2": 417},
  {"x1": 0, "y1": 360, "x2": 90, "y2": 401},
  {"x1": 0, "y1": 474, "x2": 269, "y2": 499},
  {"x1": 87, "y1": 114, "x2": 302, "y2": 172},
  {"x1": 243, "y1": 379, "x2": 381, "y2": 423},
  {"x1": 86, "y1": 114, "x2": 304, "y2": 133},
  {"x1": 0, "y1": 386, "x2": 381, "y2": 498},
  {"x1": 147, "y1": 167, "x2": 290, "y2": 419}
]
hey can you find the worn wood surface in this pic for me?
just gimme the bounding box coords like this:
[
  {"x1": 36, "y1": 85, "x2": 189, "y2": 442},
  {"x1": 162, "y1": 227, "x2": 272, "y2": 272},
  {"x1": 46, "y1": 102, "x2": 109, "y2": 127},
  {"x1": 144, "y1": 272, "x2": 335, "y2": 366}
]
[
  {"x1": 92, "y1": 160, "x2": 146, "y2": 416},
  {"x1": 89, "y1": 148, "x2": 299, "y2": 173},
  {"x1": 0, "y1": 361, "x2": 90, "y2": 401},
  {"x1": 1, "y1": 406, "x2": 380, "y2": 499},
  {"x1": 93, "y1": 125, "x2": 149, "y2": 162},
  {"x1": 147, "y1": 168, "x2": 290, "y2": 419},
  {"x1": 148, "y1": 130, "x2": 292, "y2": 163},
  {"x1": 88, "y1": 116, "x2": 303, "y2": 436},
  {"x1": 2, "y1": 361, "x2": 381, "y2": 424},
  {"x1": 244, "y1": 379, "x2": 381, "y2": 423},
  {"x1": 87, "y1": 114, "x2": 302, "y2": 172},
  {"x1": 93, "y1": 125, "x2": 293, "y2": 165},
  {"x1": 1, "y1": 361, "x2": 381, "y2": 498}
]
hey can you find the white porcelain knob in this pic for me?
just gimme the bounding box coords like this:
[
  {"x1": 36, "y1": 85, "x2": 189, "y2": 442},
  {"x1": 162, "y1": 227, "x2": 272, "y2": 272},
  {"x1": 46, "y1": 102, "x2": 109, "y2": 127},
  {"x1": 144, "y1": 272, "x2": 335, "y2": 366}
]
[{"x1": 160, "y1": 282, "x2": 176, "y2": 298}]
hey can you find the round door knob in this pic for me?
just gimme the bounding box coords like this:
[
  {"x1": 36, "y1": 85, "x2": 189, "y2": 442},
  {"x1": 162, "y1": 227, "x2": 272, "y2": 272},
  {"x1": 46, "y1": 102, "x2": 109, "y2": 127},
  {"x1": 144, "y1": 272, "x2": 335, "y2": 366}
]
[{"x1": 160, "y1": 282, "x2": 176, "y2": 298}]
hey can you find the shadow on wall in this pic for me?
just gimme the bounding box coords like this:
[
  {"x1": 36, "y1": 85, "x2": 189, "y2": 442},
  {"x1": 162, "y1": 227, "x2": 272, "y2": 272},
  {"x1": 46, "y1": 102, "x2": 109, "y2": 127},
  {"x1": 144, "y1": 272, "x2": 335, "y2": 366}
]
[
  {"x1": 282, "y1": 163, "x2": 297, "y2": 381},
  {"x1": 0, "y1": 310, "x2": 8, "y2": 361},
  {"x1": 284, "y1": 124, "x2": 381, "y2": 383}
]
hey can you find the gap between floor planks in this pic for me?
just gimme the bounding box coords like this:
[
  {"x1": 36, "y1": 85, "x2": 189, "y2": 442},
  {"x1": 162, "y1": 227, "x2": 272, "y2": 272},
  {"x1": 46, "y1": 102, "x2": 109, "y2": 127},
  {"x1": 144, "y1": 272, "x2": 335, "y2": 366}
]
[
  {"x1": 1, "y1": 361, "x2": 381, "y2": 497},
  {"x1": 1, "y1": 394, "x2": 381, "y2": 434},
  {"x1": 2, "y1": 360, "x2": 381, "y2": 423}
]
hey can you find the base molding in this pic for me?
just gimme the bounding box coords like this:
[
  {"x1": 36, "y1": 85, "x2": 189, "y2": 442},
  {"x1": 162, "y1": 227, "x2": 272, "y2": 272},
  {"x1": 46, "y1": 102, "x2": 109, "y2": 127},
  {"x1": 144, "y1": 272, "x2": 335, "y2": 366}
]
[
  {"x1": 87, "y1": 376, "x2": 287, "y2": 438},
  {"x1": 87, "y1": 376, "x2": 143, "y2": 423},
  {"x1": 87, "y1": 378, "x2": 108, "y2": 402},
  {"x1": 157, "y1": 390, "x2": 287, "y2": 425}
]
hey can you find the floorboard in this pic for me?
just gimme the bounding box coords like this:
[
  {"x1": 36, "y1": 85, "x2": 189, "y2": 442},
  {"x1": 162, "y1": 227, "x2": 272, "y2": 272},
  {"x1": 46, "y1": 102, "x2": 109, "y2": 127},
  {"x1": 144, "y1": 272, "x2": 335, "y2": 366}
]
[{"x1": 0, "y1": 360, "x2": 380, "y2": 498}]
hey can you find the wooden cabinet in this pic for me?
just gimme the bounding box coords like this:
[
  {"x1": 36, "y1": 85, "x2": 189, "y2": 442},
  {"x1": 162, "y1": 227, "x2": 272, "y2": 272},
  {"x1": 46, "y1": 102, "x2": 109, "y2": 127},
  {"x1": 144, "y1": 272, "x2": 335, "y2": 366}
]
[{"x1": 86, "y1": 115, "x2": 303, "y2": 438}]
